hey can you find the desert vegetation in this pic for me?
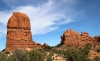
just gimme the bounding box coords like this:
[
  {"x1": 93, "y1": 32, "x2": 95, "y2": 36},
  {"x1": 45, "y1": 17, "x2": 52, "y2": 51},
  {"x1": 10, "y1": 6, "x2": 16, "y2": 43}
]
[
  {"x1": 0, "y1": 49, "x2": 45, "y2": 61},
  {"x1": 0, "y1": 44, "x2": 100, "y2": 61}
]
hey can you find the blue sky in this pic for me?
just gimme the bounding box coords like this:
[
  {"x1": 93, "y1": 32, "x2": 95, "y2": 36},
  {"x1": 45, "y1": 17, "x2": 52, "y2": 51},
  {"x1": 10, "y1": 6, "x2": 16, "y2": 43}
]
[{"x1": 0, "y1": 0, "x2": 100, "y2": 51}]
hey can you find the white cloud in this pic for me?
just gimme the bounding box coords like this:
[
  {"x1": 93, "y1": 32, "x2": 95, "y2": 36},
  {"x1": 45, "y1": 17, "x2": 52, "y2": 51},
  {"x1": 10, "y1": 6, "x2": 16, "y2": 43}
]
[{"x1": 0, "y1": 0, "x2": 77, "y2": 37}]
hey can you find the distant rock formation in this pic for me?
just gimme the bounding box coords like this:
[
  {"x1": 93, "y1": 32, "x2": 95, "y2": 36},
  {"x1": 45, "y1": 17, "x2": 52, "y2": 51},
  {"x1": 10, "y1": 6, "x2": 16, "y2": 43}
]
[
  {"x1": 94, "y1": 36, "x2": 100, "y2": 42},
  {"x1": 61, "y1": 29, "x2": 80, "y2": 46},
  {"x1": 43, "y1": 43, "x2": 48, "y2": 47},
  {"x1": 61, "y1": 29, "x2": 100, "y2": 46},
  {"x1": 5, "y1": 12, "x2": 42, "y2": 52}
]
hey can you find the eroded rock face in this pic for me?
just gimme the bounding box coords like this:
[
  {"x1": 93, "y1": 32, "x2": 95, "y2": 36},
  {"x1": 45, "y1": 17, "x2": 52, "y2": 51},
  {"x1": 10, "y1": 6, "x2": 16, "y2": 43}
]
[
  {"x1": 94, "y1": 36, "x2": 100, "y2": 42},
  {"x1": 61, "y1": 29, "x2": 99, "y2": 46},
  {"x1": 7, "y1": 12, "x2": 31, "y2": 30},
  {"x1": 61, "y1": 29, "x2": 80, "y2": 46},
  {"x1": 5, "y1": 12, "x2": 41, "y2": 52}
]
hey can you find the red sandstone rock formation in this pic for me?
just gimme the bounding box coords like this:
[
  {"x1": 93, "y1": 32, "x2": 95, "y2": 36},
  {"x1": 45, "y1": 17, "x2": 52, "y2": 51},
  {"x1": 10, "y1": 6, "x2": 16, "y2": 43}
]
[
  {"x1": 43, "y1": 43, "x2": 48, "y2": 47},
  {"x1": 5, "y1": 12, "x2": 42, "y2": 52},
  {"x1": 61, "y1": 29, "x2": 99, "y2": 46},
  {"x1": 61, "y1": 29, "x2": 80, "y2": 46},
  {"x1": 94, "y1": 36, "x2": 100, "y2": 42}
]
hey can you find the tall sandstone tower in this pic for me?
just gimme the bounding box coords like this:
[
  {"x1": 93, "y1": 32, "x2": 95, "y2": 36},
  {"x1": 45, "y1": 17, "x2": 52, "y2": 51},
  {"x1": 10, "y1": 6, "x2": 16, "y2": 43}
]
[{"x1": 5, "y1": 12, "x2": 41, "y2": 52}]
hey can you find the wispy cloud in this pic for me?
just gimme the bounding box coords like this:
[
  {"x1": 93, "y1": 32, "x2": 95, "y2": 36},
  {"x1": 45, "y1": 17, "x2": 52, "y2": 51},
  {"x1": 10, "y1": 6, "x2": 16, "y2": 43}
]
[
  {"x1": 2, "y1": 0, "x2": 48, "y2": 7},
  {"x1": 0, "y1": 0, "x2": 79, "y2": 37}
]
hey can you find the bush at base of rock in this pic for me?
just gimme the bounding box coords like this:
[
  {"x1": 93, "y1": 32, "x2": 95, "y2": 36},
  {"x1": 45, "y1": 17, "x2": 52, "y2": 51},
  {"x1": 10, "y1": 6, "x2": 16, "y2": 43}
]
[
  {"x1": 43, "y1": 46, "x2": 53, "y2": 52},
  {"x1": 29, "y1": 49, "x2": 45, "y2": 61},
  {"x1": 47, "y1": 55, "x2": 53, "y2": 61},
  {"x1": 8, "y1": 49, "x2": 30, "y2": 61},
  {"x1": 92, "y1": 56, "x2": 100, "y2": 61},
  {"x1": 80, "y1": 44, "x2": 92, "y2": 55},
  {"x1": 0, "y1": 52, "x2": 8, "y2": 61},
  {"x1": 65, "y1": 48, "x2": 91, "y2": 61},
  {"x1": 7, "y1": 49, "x2": 45, "y2": 61},
  {"x1": 96, "y1": 48, "x2": 100, "y2": 52}
]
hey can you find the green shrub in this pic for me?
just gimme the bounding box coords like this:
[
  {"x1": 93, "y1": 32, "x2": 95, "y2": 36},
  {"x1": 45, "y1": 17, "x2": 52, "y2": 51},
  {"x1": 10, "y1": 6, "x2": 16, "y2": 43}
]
[
  {"x1": 97, "y1": 48, "x2": 100, "y2": 52},
  {"x1": 43, "y1": 46, "x2": 53, "y2": 52},
  {"x1": 5, "y1": 51, "x2": 10, "y2": 54},
  {"x1": 55, "y1": 43, "x2": 62, "y2": 47},
  {"x1": 29, "y1": 49, "x2": 44, "y2": 61},
  {"x1": 0, "y1": 52, "x2": 7, "y2": 61},
  {"x1": 65, "y1": 48, "x2": 90, "y2": 61},
  {"x1": 8, "y1": 49, "x2": 30, "y2": 61},
  {"x1": 49, "y1": 52, "x2": 54, "y2": 56},
  {"x1": 92, "y1": 56, "x2": 100, "y2": 61},
  {"x1": 80, "y1": 44, "x2": 92, "y2": 55},
  {"x1": 47, "y1": 55, "x2": 53, "y2": 61}
]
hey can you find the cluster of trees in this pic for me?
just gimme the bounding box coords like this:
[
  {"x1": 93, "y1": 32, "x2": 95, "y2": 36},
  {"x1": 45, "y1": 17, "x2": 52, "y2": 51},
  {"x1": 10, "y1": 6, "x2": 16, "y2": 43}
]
[
  {"x1": 43, "y1": 44, "x2": 100, "y2": 61},
  {"x1": 65, "y1": 48, "x2": 91, "y2": 61},
  {"x1": 0, "y1": 51, "x2": 7, "y2": 61},
  {"x1": 48, "y1": 44, "x2": 92, "y2": 61},
  {"x1": 0, "y1": 44, "x2": 100, "y2": 61},
  {"x1": 0, "y1": 49, "x2": 45, "y2": 61}
]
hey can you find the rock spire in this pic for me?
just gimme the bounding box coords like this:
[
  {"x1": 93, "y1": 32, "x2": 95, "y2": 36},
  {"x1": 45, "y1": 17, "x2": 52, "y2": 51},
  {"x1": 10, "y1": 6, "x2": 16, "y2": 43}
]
[{"x1": 5, "y1": 12, "x2": 41, "y2": 52}]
